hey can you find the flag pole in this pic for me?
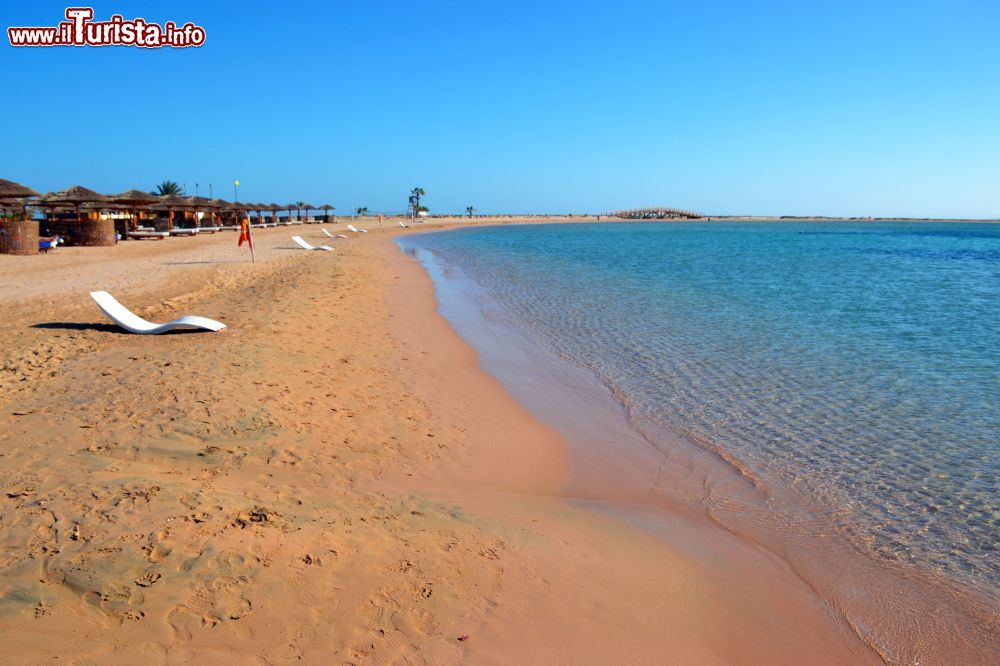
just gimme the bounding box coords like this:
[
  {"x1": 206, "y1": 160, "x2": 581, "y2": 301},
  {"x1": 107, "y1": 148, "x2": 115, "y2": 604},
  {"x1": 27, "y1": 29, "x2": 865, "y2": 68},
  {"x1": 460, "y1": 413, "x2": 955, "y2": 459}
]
[{"x1": 234, "y1": 178, "x2": 253, "y2": 263}]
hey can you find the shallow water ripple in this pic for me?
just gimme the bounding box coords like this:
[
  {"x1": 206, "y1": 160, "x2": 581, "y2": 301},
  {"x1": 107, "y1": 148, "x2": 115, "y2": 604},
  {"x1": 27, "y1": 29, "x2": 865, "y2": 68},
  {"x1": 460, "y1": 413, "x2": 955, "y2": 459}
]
[{"x1": 404, "y1": 221, "x2": 999, "y2": 591}]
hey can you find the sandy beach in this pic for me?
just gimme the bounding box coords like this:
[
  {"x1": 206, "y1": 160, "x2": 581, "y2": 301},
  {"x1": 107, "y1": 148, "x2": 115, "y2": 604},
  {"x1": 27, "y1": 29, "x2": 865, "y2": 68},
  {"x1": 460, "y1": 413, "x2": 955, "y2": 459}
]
[
  {"x1": 0, "y1": 221, "x2": 883, "y2": 664},
  {"x1": 5, "y1": 1, "x2": 997, "y2": 660}
]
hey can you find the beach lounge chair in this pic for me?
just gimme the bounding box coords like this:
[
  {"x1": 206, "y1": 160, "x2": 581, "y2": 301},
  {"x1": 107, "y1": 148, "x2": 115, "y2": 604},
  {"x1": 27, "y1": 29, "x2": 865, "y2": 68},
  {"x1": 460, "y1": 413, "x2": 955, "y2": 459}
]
[
  {"x1": 347, "y1": 224, "x2": 368, "y2": 233},
  {"x1": 90, "y1": 291, "x2": 226, "y2": 335},
  {"x1": 322, "y1": 229, "x2": 348, "y2": 239},
  {"x1": 399, "y1": 221, "x2": 410, "y2": 228},
  {"x1": 292, "y1": 236, "x2": 334, "y2": 252},
  {"x1": 127, "y1": 230, "x2": 169, "y2": 240},
  {"x1": 170, "y1": 228, "x2": 198, "y2": 236}
]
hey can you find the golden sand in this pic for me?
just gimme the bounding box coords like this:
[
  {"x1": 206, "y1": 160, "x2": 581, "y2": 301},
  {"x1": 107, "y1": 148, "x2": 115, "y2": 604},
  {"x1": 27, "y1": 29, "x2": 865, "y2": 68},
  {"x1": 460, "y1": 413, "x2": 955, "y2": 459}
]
[{"x1": 0, "y1": 221, "x2": 875, "y2": 663}]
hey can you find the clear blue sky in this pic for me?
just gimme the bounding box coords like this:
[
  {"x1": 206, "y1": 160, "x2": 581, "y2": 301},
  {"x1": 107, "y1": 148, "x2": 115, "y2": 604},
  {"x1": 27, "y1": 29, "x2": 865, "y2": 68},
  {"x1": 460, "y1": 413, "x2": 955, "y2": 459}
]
[{"x1": 3, "y1": 1, "x2": 998, "y2": 217}]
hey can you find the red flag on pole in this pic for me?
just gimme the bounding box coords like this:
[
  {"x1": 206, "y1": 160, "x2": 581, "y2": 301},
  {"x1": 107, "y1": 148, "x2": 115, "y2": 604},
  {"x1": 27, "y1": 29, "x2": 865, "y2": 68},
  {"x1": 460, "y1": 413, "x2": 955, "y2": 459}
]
[{"x1": 238, "y1": 217, "x2": 255, "y2": 262}]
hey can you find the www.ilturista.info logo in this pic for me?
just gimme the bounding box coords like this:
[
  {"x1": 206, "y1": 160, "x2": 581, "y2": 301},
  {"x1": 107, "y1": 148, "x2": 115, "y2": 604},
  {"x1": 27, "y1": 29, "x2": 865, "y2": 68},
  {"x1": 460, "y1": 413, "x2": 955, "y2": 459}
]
[{"x1": 7, "y1": 7, "x2": 205, "y2": 48}]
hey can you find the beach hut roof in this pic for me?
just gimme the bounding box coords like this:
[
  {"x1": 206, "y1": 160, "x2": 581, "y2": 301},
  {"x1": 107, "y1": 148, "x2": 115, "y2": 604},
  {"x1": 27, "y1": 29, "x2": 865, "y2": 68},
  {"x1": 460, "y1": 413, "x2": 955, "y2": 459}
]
[
  {"x1": 298, "y1": 203, "x2": 316, "y2": 210},
  {"x1": 31, "y1": 193, "x2": 67, "y2": 207},
  {"x1": 112, "y1": 189, "x2": 160, "y2": 205},
  {"x1": 185, "y1": 196, "x2": 215, "y2": 207},
  {"x1": 47, "y1": 185, "x2": 109, "y2": 203},
  {"x1": 0, "y1": 197, "x2": 29, "y2": 210},
  {"x1": 208, "y1": 198, "x2": 231, "y2": 208},
  {"x1": 155, "y1": 194, "x2": 193, "y2": 206},
  {"x1": 84, "y1": 201, "x2": 127, "y2": 209},
  {"x1": 319, "y1": 204, "x2": 336, "y2": 210},
  {"x1": 0, "y1": 179, "x2": 40, "y2": 198}
]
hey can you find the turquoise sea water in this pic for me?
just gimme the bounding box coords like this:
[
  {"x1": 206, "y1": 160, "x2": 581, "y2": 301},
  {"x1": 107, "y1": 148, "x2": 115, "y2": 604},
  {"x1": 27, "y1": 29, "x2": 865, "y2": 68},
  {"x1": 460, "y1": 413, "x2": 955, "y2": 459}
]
[{"x1": 399, "y1": 221, "x2": 999, "y2": 594}]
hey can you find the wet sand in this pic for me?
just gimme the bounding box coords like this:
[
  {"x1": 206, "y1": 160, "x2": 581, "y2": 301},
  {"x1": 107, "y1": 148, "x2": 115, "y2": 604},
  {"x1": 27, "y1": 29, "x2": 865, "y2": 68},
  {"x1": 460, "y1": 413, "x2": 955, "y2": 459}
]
[{"x1": 0, "y1": 220, "x2": 877, "y2": 663}]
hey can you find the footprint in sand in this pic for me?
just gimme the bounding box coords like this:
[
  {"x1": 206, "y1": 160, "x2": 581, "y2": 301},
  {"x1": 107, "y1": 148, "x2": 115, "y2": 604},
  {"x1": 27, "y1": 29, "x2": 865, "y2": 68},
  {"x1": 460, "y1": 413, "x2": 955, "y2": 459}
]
[
  {"x1": 174, "y1": 542, "x2": 204, "y2": 573},
  {"x1": 166, "y1": 605, "x2": 194, "y2": 641},
  {"x1": 141, "y1": 641, "x2": 169, "y2": 665},
  {"x1": 135, "y1": 571, "x2": 162, "y2": 587}
]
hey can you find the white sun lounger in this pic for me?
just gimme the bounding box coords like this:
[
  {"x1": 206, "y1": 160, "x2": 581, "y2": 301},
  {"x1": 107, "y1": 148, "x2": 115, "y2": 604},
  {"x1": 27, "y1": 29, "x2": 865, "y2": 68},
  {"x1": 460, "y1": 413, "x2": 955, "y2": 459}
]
[
  {"x1": 292, "y1": 236, "x2": 334, "y2": 252},
  {"x1": 347, "y1": 224, "x2": 368, "y2": 233},
  {"x1": 90, "y1": 291, "x2": 226, "y2": 335},
  {"x1": 127, "y1": 230, "x2": 169, "y2": 240},
  {"x1": 322, "y1": 229, "x2": 348, "y2": 239},
  {"x1": 399, "y1": 221, "x2": 410, "y2": 228}
]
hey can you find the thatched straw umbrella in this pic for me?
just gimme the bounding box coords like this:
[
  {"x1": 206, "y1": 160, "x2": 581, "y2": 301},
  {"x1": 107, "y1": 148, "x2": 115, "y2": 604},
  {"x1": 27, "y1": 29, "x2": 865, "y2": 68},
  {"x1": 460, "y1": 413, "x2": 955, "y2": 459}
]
[
  {"x1": 112, "y1": 189, "x2": 159, "y2": 232},
  {"x1": 46, "y1": 185, "x2": 109, "y2": 223},
  {"x1": 265, "y1": 203, "x2": 280, "y2": 225},
  {"x1": 298, "y1": 203, "x2": 316, "y2": 223},
  {"x1": 253, "y1": 203, "x2": 270, "y2": 225},
  {"x1": 319, "y1": 204, "x2": 335, "y2": 223},
  {"x1": 0, "y1": 179, "x2": 40, "y2": 220},
  {"x1": 185, "y1": 196, "x2": 216, "y2": 229},
  {"x1": 32, "y1": 194, "x2": 68, "y2": 229},
  {"x1": 207, "y1": 199, "x2": 231, "y2": 227},
  {"x1": 0, "y1": 179, "x2": 40, "y2": 199},
  {"x1": 227, "y1": 200, "x2": 248, "y2": 227},
  {"x1": 241, "y1": 202, "x2": 261, "y2": 227},
  {"x1": 242, "y1": 203, "x2": 259, "y2": 226},
  {"x1": 151, "y1": 194, "x2": 194, "y2": 230}
]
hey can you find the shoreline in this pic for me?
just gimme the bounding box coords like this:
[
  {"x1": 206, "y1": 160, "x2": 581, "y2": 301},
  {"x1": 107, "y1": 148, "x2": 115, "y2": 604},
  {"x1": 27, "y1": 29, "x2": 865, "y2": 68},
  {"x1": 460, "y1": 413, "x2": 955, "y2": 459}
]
[
  {"x1": 396, "y1": 224, "x2": 1000, "y2": 664},
  {"x1": 0, "y1": 221, "x2": 979, "y2": 663},
  {"x1": 380, "y1": 235, "x2": 878, "y2": 664}
]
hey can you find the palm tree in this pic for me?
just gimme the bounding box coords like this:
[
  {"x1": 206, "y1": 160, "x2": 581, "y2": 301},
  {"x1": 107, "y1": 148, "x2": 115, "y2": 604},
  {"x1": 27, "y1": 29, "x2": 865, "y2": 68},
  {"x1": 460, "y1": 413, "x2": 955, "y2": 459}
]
[
  {"x1": 355, "y1": 206, "x2": 368, "y2": 217},
  {"x1": 465, "y1": 206, "x2": 476, "y2": 218},
  {"x1": 153, "y1": 180, "x2": 184, "y2": 196},
  {"x1": 295, "y1": 200, "x2": 305, "y2": 221},
  {"x1": 409, "y1": 187, "x2": 425, "y2": 217}
]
